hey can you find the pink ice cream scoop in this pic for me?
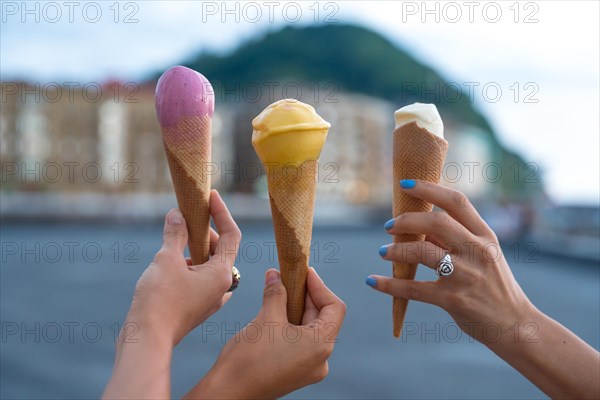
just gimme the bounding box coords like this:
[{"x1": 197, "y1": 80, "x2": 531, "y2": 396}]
[
  {"x1": 155, "y1": 66, "x2": 214, "y2": 265},
  {"x1": 156, "y1": 65, "x2": 215, "y2": 127}
]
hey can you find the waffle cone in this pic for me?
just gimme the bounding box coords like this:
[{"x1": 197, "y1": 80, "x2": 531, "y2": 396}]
[
  {"x1": 266, "y1": 160, "x2": 317, "y2": 325},
  {"x1": 393, "y1": 122, "x2": 448, "y2": 337},
  {"x1": 161, "y1": 116, "x2": 212, "y2": 265}
]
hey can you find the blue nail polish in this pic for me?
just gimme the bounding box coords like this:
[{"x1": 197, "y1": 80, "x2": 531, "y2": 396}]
[
  {"x1": 400, "y1": 179, "x2": 416, "y2": 189},
  {"x1": 378, "y1": 245, "x2": 388, "y2": 257},
  {"x1": 366, "y1": 277, "x2": 377, "y2": 287},
  {"x1": 384, "y1": 219, "x2": 395, "y2": 231}
]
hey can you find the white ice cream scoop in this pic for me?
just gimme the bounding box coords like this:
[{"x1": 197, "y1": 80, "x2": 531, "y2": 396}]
[{"x1": 394, "y1": 103, "x2": 444, "y2": 138}]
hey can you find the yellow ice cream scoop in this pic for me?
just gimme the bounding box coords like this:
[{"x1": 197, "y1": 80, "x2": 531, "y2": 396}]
[{"x1": 252, "y1": 99, "x2": 330, "y2": 166}]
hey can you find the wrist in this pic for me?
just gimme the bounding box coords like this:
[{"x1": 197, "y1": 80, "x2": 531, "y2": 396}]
[
  {"x1": 186, "y1": 362, "x2": 263, "y2": 400},
  {"x1": 115, "y1": 325, "x2": 173, "y2": 362},
  {"x1": 484, "y1": 301, "x2": 541, "y2": 354},
  {"x1": 113, "y1": 318, "x2": 174, "y2": 374},
  {"x1": 119, "y1": 306, "x2": 177, "y2": 350}
]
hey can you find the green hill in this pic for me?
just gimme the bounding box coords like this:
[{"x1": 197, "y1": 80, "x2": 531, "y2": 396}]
[
  {"x1": 162, "y1": 24, "x2": 543, "y2": 198},
  {"x1": 181, "y1": 24, "x2": 492, "y2": 131}
]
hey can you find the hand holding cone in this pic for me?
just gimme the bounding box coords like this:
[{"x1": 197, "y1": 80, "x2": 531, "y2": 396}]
[
  {"x1": 155, "y1": 66, "x2": 214, "y2": 265},
  {"x1": 252, "y1": 99, "x2": 330, "y2": 325},
  {"x1": 392, "y1": 103, "x2": 448, "y2": 337}
]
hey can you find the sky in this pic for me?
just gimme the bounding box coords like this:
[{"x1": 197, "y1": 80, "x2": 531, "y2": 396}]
[{"x1": 1, "y1": 0, "x2": 599, "y2": 205}]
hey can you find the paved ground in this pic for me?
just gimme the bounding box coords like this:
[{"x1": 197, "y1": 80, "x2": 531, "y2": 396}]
[{"x1": 1, "y1": 221, "x2": 598, "y2": 399}]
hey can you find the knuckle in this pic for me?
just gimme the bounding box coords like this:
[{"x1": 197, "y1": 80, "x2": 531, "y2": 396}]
[
  {"x1": 313, "y1": 363, "x2": 329, "y2": 383},
  {"x1": 231, "y1": 226, "x2": 242, "y2": 242},
  {"x1": 480, "y1": 221, "x2": 499, "y2": 243},
  {"x1": 433, "y1": 212, "x2": 451, "y2": 229},
  {"x1": 479, "y1": 240, "x2": 502, "y2": 265},
  {"x1": 217, "y1": 270, "x2": 233, "y2": 291},
  {"x1": 450, "y1": 190, "x2": 470, "y2": 208},
  {"x1": 163, "y1": 228, "x2": 187, "y2": 241},
  {"x1": 315, "y1": 344, "x2": 332, "y2": 362},
  {"x1": 263, "y1": 283, "x2": 286, "y2": 300},
  {"x1": 405, "y1": 283, "x2": 421, "y2": 301},
  {"x1": 486, "y1": 229, "x2": 500, "y2": 244}
]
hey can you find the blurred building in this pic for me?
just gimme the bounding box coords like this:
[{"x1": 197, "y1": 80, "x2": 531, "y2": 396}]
[{"x1": 1, "y1": 81, "x2": 501, "y2": 218}]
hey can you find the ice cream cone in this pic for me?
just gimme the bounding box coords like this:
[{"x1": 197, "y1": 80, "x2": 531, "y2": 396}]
[
  {"x1": 392, "y1": 105, "x2": 448, "y2": 337},
  {"x1": 252, "y1": 99, "x2": 330, "y2": 325},
  {"x1": 161, "y1": 117, "x2": 211, "y2": 264},
  {"x1": 156, "y1": 66, "x2": 214, "y2": 265},
  {"x1": 267, "y1": 160, "x2": 318, "y2": 325}
]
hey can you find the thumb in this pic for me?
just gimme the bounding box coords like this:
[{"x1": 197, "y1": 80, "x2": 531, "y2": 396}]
[
  {"x1": 260, "y1": 269, "x2": 287, "y2": 321},
  {"x1": 161, "y1": 208, "x2": 188, "y2": 253}
]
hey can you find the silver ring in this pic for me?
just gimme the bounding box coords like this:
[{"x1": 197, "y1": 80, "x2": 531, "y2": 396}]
[
  {"x1": 228, "y1": 266, "x2": 241, "y2": 292},
  {"x1": 436, "y1": 253, "x2": 454, "y2": 277}
]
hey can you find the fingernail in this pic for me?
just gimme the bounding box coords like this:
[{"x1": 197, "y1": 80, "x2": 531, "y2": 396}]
[
  {"x1": 365, "y1": 276, "x2": 377, "y2": 287},
  {"x1": 266, "y1": 269, "x2": 280, "y2": 286},
  {"x1": 167, "y1": 209, "x2": 183, "y2": 225},
  {"x1": 378, "y1": 245, "x2": 388, "y2": 257},
  {"x1": 384, "y1": 219, "x2": 395, "y2": 231},
  {"x1": 400, "y1": 179, "x2": 416, "y2": 189}
]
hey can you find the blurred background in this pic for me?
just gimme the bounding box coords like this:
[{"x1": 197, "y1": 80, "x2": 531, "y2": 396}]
[{"x1": 1, "y1": 1, "x2": 598, "y2": 399}]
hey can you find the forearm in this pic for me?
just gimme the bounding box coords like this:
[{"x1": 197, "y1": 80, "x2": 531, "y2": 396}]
[
  {"x1": 488, "y1": 307, "x2": 600, "y2": 399},
  {"x1": 103, "y1": 326, "x2": 173, "y2": 399}
]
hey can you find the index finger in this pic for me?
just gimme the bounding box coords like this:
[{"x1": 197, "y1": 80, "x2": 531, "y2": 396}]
[
  {"x1": 305, "y1": 268, "x2": 346, "y2": 329},
  {"x1": 399, "y1": 180, "x2": 491, "y2": 237}
]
